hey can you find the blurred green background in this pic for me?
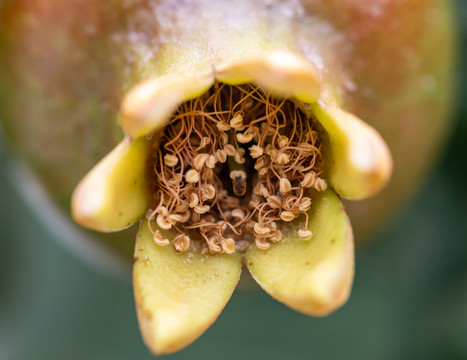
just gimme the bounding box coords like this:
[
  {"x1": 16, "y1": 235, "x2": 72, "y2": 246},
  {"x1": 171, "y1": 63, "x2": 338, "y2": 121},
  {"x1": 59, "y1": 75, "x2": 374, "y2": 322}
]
[{"x1": 1, "y1": 2, "x2": 466, "y2": 360}]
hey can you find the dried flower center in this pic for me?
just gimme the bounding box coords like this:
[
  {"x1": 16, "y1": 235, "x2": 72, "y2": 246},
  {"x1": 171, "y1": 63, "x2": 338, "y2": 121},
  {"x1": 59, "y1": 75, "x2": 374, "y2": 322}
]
[{"x1": 146, "y1": 83, "x2": 327, "y2": 254}]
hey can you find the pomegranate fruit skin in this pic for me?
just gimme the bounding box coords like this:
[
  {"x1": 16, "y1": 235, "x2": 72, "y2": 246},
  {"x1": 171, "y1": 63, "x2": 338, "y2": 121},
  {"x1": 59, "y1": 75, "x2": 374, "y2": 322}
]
[{"x1": 0, "y1": 0, "x2": 455, "y2": 262}]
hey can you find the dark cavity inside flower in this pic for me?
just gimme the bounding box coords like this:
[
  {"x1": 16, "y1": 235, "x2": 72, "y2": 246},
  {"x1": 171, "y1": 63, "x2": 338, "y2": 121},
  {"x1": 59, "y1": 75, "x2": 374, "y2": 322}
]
[{"x1": 146, "y1": 83, "x2": 327, "y2": 254}]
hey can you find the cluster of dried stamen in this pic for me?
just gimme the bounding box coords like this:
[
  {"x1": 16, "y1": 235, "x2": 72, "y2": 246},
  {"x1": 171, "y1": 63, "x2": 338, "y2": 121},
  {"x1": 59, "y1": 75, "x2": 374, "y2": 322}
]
[{"x1": 146, "y1": 83, "x2": 327, "y2": 254}]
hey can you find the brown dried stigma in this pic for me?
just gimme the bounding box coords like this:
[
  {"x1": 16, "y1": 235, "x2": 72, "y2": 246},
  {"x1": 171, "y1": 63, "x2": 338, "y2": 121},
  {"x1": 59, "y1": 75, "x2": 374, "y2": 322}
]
[{"x1": 146, "y1": 83, "x2": 327, "y2": 254}]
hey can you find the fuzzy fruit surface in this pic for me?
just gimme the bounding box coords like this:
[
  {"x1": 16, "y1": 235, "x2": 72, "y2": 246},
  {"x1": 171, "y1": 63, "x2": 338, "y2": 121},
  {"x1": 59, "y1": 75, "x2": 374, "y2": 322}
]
[{"x1": 0, "y1": 0, "x2": 455, "y2": 260}]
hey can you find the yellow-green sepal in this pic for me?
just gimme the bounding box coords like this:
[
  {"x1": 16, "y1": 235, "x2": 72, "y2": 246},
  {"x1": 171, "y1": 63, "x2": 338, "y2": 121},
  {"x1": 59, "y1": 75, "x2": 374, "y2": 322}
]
[
  {"x1": 71, "y1": 137, "x2": 149, "y2": 232},
  {"x1": 133, "y1": 222, "x2": 242, "y2": 355},
  {"x1": 312, "y1": 104, "x2": 393, "y2": 200},
  {"x1": 246, "y1": 189, "x2": 354, "y2": 316},
  {"x1": 216, "y1": 51, "x2": 321, "y2": 103},
  {"x1": 120, "y1": 71, "x2": 214, "y2": 138}
]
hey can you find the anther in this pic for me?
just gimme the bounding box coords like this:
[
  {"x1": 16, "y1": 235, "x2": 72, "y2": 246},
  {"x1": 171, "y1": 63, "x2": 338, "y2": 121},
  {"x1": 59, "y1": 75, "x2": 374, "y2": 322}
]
[
  {"x1": 275, "y1": 152, "x2": 290, "y2": 165},
  {"x1": 185, "y1": 169, "x2": 200, "y2": 183},
  {"x1": 222, "y1": 238, "x2": 236, "y2": 254},
  {"x1": 230, "y1": 114, "x2": 244, "y2": 130},
  {"x1": 255, "y1": 237, "x2": 270, "y2": 250},
  {"x1": 207, "y1": 236, "x2": 221, "y2": 253},
  {"x1": 189, "y1": 193, "x2": 199, "y2": 208},
  {"x1": 215, "y1": 149, "x2": 227, "y2": 163},
  {"x1": 301, "y1": 172, "x2": 316, "y2": 188},
  {"x1": 267, "y1": 195, "x2": 282, "y2": 209},
  {"x1": 279, "y1": 178, "x2": 292, "y2": 194},
  {"x1": 277, "y1": 135, "x2": 289, "y2": 148},
  {"x1": 216, "y1": 121, "x2": 231, "y2": 132},
  {"x1": 206, "y1": 155, "x2": 217, "y2": 169},
  {"x1": 167, "y1": 173, "x2": 182, "y2": 185},
  {"x1": 254, "y1": 223, "x2": 271, "y2": 236},
  {"x1": 153, "y1": 231, "x2": 170, "y2": 246},
  {"x1": 224, "y1": 144, "x2": 236, "y2": 156},
  {"x1": 179, "y1": 211, "x2": 191, "y2": 223},
  {"x1": 298, "y1": 197, "x2": 312, "y2": 212},
  {"x1": 156, "y1": 215, "x2": 172, "y2": 230},
  {"x1": 237, "y1": 132, "x2": 253, "y2": 143},
  {"x1": 201, "y1": 184, "x2": 216, "y2": 201},
  {"x1": 193, "y1": 154, "x2": 209, "y2": 170},
  {"x1": 173, "y1": 234, "x2": 190, "y2": 253},
  {"x1": 194, "y1": 205, "x2": 210, "y2": 214},
  {"x1": 249, "y1": 145, "x2": 264, "y2": 159},
  {"x1": 254, "y1": 158, "x2": 265, "y2": 170},
  {"x1": 157, "y1": 206, "x2": 169, "y2": 217},
  {"x1": 313, "y1": 178, "x2": 328, "y2": 192},
  {"x1": 271, "y1": 230, "x2": 283, "y2": 242},
  {"x1": 231, "y1": 209, "x2": 245, "y2": 220},
  {"x1": 167, "y1": 214, "x2": 182, "y2": 225},
  {"x1": 298, "y1": 229, "x2": 313, "y2": 240},
  {"x1": 202, "y1": 168, "x2": 214, "y2": 181},
  {"x1": 164, "y1": 154, "x2": 178, "y2": 167},
  {"x1": 200, "y1": 137, "x2": 211, "y2": 147},
  {"x1": 280, "y1": 211, "x2": 295, "y2": 222}
]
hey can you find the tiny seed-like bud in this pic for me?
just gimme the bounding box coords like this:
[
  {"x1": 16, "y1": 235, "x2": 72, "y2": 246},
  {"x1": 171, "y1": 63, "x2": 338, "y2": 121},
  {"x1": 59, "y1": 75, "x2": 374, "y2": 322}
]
[
  {"x1": 189, "y1": 193, "x2": 199, "y2": 208},
  {"x1": 185, "y1": 169, "x2": 200, "y2": 183},
  {"x1": 156, "y1": 214, "x2": 172, "y2": 230},
  {"x1": 237, "y1": 132, "x2": 253, "y2": 143},
  {"x1": 301, "y1": 172, "x2": 316, "y2": 188},
  {"x1": 164, "y1": 154, "x2": 178, "y2": 167},
  {"x1": 193, "y1": 154, "x2": 209, "y2": 170},
  {"x1": 216, "y1": 121, "x2": 231, "y2": 132},
  {"x1": 153, "y1": 231, "x2": 170, "y2": 246},
  {"x1": 255, "y1": 237, "x2": 270, "y2": 250},
  {"x1": 224, "y1": 144, "x2": 236, "y2": 156},
  {"x1": 194, "y1": 205, "x2": 210, "y2": 214},
  {"x1": 254, "y1": 223, "x2": 271, "y2": 236},
  {"x1": 249, "y1": 145, "x2": 264, "y2": 158},
  {"x1": 298, "y1": 229, "x2": 313, "y2": 240},
  {"x1": 280, "y1": 211, "x2": 295, "y2": 222},
  {"x1": 279, "y1": 178, "x2": 292, "y2": 194},
  {"x1": 314, "y1": 178, "x2": 328, "y2": 192}
]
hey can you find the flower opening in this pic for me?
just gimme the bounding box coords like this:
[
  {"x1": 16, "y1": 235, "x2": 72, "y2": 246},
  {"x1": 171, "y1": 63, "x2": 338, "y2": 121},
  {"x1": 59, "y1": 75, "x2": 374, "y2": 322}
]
[{"x1": 146, "y1": 83, "x2": 328, "y2": 254}]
